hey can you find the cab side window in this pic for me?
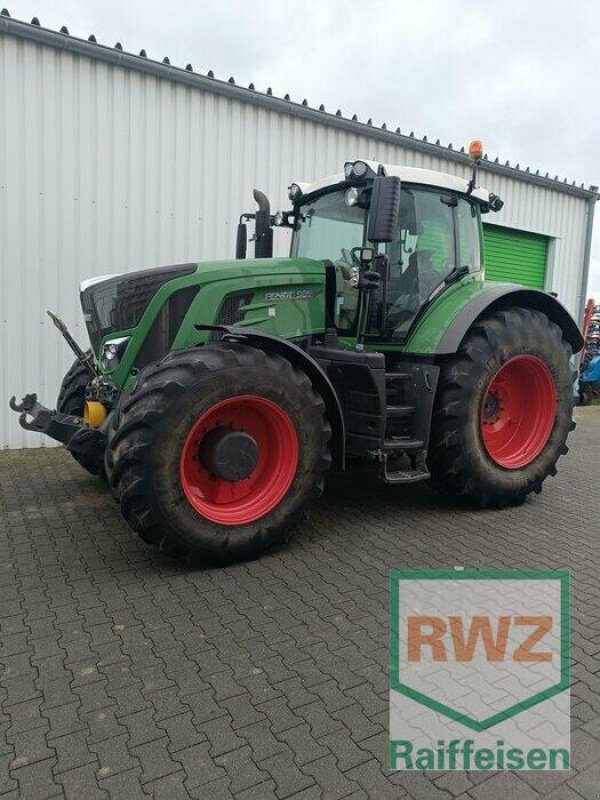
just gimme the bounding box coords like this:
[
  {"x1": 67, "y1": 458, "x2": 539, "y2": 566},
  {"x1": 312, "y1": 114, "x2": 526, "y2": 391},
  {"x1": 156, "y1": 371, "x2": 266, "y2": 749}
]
[{"x1": 384, "y1": 188, "x2": 456, "y2": 335}]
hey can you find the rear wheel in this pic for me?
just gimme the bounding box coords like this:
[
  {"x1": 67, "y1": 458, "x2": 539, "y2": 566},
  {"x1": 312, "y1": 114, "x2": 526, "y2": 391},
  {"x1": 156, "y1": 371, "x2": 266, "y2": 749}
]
[
  {"x1": 429, "y1": 308, "x2": 574, "y2": 507},
  {"x1": 107, "y1": 344, "x2": 331, "y2": 562},
  {"x1": 56, "y1": 355, "x2": 106, "y2": 478}
]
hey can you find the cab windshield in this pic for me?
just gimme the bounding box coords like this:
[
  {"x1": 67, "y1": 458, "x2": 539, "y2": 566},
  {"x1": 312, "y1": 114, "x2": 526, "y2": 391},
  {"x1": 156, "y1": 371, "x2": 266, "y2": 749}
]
[
  {"x1": 292, "y1": 190, "x2": 366, "y2": 263},
  {"x1": 291, "y1": 190, "x2": 366, "y2": 332}
]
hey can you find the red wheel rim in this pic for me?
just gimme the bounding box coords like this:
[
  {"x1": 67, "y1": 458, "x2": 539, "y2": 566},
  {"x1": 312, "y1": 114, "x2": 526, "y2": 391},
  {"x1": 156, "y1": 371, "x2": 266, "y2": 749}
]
[
  {"x1": 179, "y1": 395, "x2": 299, "y2": 525},
  {"x1": 480, "y1": 355, "x2": 556, "y2": 469}
]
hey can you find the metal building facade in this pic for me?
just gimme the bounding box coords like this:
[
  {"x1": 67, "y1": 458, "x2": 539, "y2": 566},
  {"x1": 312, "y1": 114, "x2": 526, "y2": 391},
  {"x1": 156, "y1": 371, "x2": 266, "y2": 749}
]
[{"x1": 0, "y1": 14, "x2": 597, "y2": 447}]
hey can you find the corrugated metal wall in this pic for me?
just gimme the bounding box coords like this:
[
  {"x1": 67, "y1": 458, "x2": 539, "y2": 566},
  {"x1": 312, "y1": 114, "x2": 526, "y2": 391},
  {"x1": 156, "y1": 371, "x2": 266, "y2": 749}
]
[{"x1": 0, "y1": 29, "x2": 592, "y2": 447}]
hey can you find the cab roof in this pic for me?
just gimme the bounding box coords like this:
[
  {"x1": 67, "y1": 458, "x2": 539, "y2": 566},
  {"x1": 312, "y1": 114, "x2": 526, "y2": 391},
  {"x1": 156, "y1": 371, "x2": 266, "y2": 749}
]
[{"x1": 296, "y1": 160, "x2": 491, "y2": 204}]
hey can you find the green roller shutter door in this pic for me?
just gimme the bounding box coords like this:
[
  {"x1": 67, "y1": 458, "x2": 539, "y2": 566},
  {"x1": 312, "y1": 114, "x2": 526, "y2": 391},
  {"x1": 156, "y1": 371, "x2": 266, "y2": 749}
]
[{"x1": 482, "y1": 224, "x2": 548, "y2": 289}]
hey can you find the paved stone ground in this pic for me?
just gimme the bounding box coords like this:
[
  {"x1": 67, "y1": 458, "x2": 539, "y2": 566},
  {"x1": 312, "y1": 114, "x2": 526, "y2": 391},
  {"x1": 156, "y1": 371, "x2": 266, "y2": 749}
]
[{"x1": 1, "y1": 408, "x2": 599, "y2": 800}]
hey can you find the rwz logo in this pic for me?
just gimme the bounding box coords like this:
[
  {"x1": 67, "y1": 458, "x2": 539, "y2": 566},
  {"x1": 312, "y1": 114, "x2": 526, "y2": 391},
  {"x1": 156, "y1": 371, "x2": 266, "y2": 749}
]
[
  {"x1": 407, "y1": 614, "x2": 553, "y2": 663},
  {"x1": 390, "y1": 570, "x2": 569, "y2": 744}
]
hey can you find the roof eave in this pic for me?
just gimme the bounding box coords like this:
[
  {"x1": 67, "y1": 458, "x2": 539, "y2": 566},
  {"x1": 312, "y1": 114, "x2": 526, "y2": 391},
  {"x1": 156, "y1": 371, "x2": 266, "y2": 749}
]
[{"x1": 1, "y1": 14, "x2": 598, "y2": 202}]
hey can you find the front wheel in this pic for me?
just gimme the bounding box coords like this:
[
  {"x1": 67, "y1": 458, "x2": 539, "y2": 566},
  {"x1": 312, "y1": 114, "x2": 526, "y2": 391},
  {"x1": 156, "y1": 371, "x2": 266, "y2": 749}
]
[
  {"x1": 107, "y1": 344, "x2": 331, "y2": 562},
  {"x1": 56, "y1": 354, "x2": 106, "y2": 478},
  {"x1": 428, "y1": 308, "x2": 575, "y2": 508}
]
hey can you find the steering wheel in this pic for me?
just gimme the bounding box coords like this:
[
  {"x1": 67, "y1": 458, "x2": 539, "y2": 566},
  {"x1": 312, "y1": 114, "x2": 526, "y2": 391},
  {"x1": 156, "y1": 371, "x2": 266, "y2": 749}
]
[{"x1": 340, "y1": 247, "x2": 361, "y2": 265}]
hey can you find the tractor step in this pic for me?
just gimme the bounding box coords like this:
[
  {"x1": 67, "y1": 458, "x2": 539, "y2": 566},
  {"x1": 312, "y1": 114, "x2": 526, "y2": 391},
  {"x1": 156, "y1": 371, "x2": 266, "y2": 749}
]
[
  {"x1": 385, "y1": 404, "x2": 415, "y2": 419},
  {"x1": 383, "y1": 436, "x2": 424, "y2": 451},
  {"x1": 379, "y1": 451, "x2": 430, "y2": 484},
  {"x1": 385, "y1": 373, "x2": 410, "y2": 400},
  {"x1": 381, "y1": 467, "x2": 431, "y2": 484},
  {"x1": 385, "y1": 371, "x2": 411, "y2": 382}
]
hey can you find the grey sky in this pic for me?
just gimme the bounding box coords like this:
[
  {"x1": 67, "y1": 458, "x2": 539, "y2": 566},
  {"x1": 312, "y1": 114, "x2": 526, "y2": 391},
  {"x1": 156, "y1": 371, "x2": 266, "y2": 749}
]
[{"x1": 10, "y1": 0, "x2": 600, "y2": 301}]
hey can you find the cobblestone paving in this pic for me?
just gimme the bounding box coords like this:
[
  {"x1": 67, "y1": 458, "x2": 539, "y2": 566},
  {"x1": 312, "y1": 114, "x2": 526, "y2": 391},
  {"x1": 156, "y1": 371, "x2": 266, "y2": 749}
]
[{"x1": 1, "y1": 409, "x2": 599, "y2": 800}]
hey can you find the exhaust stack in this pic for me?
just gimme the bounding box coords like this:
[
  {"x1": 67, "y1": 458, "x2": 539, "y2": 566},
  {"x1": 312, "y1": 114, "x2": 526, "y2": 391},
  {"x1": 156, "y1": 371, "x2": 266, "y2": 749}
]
[{"x1": 253, "y1": 189, "x2": 273, "y2": 258}]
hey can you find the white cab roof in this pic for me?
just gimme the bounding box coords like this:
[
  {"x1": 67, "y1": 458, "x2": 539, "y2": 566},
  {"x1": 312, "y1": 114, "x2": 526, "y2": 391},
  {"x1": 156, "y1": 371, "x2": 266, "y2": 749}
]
[{"x1": 298, "y1": 159, "x2": 490, "y2": 203}]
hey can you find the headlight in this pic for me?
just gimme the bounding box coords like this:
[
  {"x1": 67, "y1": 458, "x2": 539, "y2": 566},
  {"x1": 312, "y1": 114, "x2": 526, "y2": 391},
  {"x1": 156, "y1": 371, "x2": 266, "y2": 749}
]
[
  {"x1": 343, "y1": 160, "x2": 377, "y2": 181},
  {"x1": 288, "y1": 183, "x2": 303, "y2": 202},
  {"x1": 488, "y1": 193, "x2": 504, "y2": 212},
  {"x1": 344, "y1": 187, "x2": 360, "y2": 207},
  {"x1": 100, "y1": 337, "x2": 130, "y2": 371}
]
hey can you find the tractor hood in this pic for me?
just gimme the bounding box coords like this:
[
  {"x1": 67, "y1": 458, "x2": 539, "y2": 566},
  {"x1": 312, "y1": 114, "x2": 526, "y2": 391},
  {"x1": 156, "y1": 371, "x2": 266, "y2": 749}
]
[
  {"x1": 80, "y1": 257, "x2": 325, "y2": 351},
  {"x1": 79, "y1": 257, "x2": 327, "y2": 387},
  {"x1": 80, "y1": 262, "x2": 199, "y2": 353}
]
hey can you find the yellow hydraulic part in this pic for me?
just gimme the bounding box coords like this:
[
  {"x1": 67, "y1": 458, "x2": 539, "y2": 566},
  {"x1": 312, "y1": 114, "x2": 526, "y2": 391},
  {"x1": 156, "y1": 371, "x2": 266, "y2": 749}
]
[{"x1": 83, "y1": 400, "x2": 108, "y2": 428}]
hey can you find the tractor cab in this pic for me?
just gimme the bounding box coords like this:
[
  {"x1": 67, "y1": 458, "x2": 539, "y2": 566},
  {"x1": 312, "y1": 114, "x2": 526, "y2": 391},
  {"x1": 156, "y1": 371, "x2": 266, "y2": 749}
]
[
  {"x1": 291, "y1": 166, "x2": 488, "y2": 340},
  {"x1": 238, "y1": 142, "x2": 504, "y2": 347}
]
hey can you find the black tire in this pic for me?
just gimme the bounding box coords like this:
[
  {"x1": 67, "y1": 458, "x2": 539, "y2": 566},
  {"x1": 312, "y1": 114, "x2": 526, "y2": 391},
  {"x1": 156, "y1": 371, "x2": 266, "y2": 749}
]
[
  {"x1": 107, "y1": 344, "x2": 331, "y2": 562},
  {"x1": 56, "y1": 355, "x2": 106, "y2": 478},
  {"x1": 103, "y1": 405, "x2": 123, "y2": 499},
  {"x1": 56, "y1": 356, "x2": 90, "y2": 416},
  {"x1": 428, "y1": 308, "x2": 575, "y2": 508}
]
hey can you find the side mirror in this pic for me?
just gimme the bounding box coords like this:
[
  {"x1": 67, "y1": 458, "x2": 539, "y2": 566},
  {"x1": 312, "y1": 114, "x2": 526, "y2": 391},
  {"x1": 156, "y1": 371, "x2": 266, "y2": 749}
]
[
  {"x1": 367, "y1": 176, "x2": 401, "y2": 243},
  {"x1": 235, "y1": 220, "x2": 248, "y2": 259}
]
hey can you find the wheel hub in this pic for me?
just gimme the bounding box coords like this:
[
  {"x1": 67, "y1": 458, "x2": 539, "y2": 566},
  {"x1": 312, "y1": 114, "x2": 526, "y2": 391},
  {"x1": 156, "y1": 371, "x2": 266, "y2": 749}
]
[
  {"x1": 480, "y1": 355, "x2": 556, "y2": 469},
  {"x1": 482, "y1": 392, "x2": 500, "y2": 423},
  {"x1": 199, "y1": 427, "x2": 259, "y2": 482}
]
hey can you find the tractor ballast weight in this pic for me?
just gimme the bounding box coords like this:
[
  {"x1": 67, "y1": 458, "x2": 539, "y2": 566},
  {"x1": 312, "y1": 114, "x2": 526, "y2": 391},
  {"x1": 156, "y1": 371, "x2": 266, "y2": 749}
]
[{"x1": 10, "y1": 147, "x2": 584, "y2": 562}]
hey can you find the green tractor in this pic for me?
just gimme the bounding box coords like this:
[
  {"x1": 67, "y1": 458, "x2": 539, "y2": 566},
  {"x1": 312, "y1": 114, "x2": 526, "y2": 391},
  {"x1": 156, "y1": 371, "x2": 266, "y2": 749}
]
[{"x1": 10, "y1": 142, "x2": 583, "y2": 561}]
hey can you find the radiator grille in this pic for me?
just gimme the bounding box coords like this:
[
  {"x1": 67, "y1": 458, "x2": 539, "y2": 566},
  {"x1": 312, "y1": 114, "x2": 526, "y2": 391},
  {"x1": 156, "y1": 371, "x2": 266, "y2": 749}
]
[
  {"x1": 80, "y1": 263, "x2": 197, "y2": 352},
  {"x1": 215, "y1": 292, "x2": 254, "y2": 326},
  {"x1": 133, "y1": 285, "x2": 199, "y2": 369}
]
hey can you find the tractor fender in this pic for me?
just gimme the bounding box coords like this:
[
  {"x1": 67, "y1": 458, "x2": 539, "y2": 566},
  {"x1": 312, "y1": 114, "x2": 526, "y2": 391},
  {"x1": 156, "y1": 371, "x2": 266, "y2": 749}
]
[
  {"x1": 436, "y1": 284, "x2": 584, "y2": 355},
  {"x1": 195, "y1": 325, "x2": 345, "y2": 468}
]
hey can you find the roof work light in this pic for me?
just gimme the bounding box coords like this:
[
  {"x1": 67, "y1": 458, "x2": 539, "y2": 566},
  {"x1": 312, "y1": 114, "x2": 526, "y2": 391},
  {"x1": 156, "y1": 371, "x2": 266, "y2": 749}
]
[{"x1": 343, "y1": 160, "x2": 377, "y2": 181}]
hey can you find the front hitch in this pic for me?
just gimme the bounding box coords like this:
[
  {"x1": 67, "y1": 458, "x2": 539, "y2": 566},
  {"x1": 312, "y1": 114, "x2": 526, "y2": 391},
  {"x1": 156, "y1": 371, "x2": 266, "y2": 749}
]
[{"x1": 9, "y1": 393, "x2": 106, "y2": 460}]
